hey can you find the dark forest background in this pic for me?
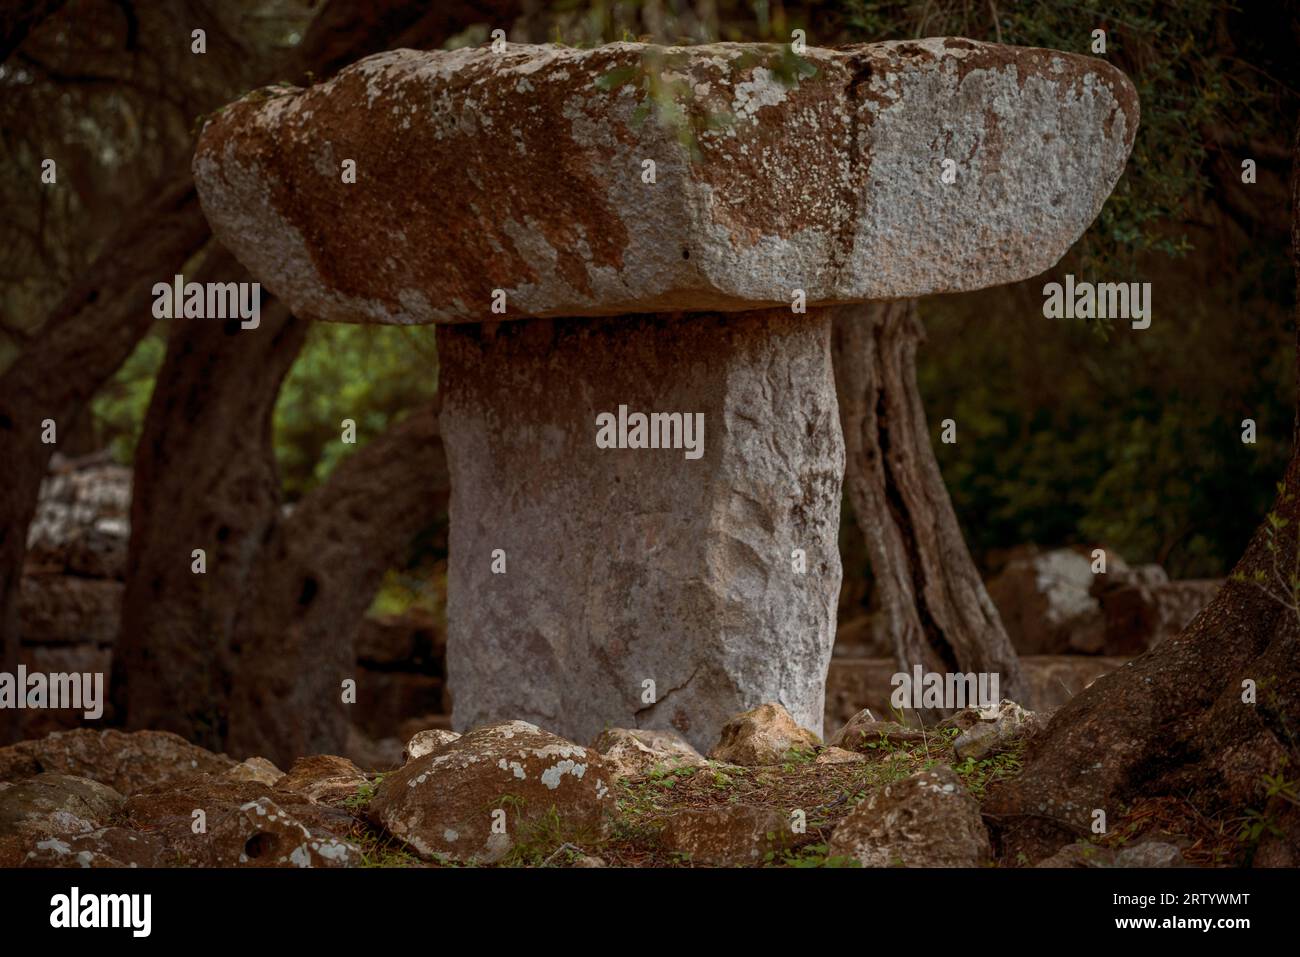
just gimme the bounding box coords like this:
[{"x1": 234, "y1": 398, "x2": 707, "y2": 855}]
[{"x1": 3, "y1": 0, "x2": 1298, "y2": 619}]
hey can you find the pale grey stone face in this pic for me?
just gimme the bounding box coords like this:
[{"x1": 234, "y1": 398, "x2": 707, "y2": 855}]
[
  {"x1": 193, "y1": 38, "x2": 1137, "y2": 325},
  {"x1": 438, "y1": 309, "x2": 843, "y2": 752}
]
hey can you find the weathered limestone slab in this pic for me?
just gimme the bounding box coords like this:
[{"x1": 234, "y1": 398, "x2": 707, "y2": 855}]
[
  {"x1": 439, "y1": 309, "x2": 843, "y2": 751},
  {"x1": 193, "y1": 39, "x2": 1138, "y2": 324}
]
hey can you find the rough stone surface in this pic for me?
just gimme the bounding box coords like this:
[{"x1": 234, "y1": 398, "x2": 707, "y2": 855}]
[
  {"x1": 369, "y1": 720, "x2": 616, "y2": 864},
  {"x1": 194, "y1": 40, "x2": 1137, "y2": 322},
  {"x1": 941, "y1": 700, "x2": 1043, "y2": 761},
  {"x1": 25, "y1": 460, "x2": 131, "y2": 579},
  {"x1": 827, "y1": 710, "x2": 933, "y2": 753},
  {"x1": 828, "y1": 766, "x2": 991, "y2": 867},
  {"x1": 591, "y1": 727, "x2": 707, "y2": 779},
  {"x1": 1097, "y1": 578, "x2": 1222, "y2": 655},
  {"x1": 402, "y1": 729, "x2": 461, "y2": 765},
  {"x1": 273, "y1": 755, "x2": 367, "y2": 806},
  {"x1": 0, "y1": 729, "x2": 233, "y2": 792},
  {"x1": 0, "y1": 773, "x2": 124, "y2": 840},
  {"x1": 709, "y1": 703, "x2": 822, "y2": 766},
  {"x1": 123, "y1": 777, "x2": 360, "y2": 867},
  {"x1": 16, "y1": 826, "x2": 167, "y2": 868},
  {"x1": 659, "y1": 806, "x2": 793, "y2": 866},
  {"x1": 441, "y1": 310, "x2": 842, "y2": 752},
  {"x1": 986, "y1": 547, "x2": 1107, "y2": 655},
  {"x1": 1036, "y1": 840, "x2": 1187, "y2": 868},
  {"x1": 222, "y1": 756, "x2": 285, "y2": 787},
  {"x1": 814, "y1": 746, "x2": 867, "y2": 765}
]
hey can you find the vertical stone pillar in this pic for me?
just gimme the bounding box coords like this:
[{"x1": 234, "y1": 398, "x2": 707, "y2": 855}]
[{"x1": 438, "y1": 308, "x2": 843, "y2": 750}]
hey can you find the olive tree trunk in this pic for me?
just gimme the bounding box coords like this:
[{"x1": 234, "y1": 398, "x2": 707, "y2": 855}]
[{"x1": 831, "y1": 300, "x2": 1028, "y2": 708}]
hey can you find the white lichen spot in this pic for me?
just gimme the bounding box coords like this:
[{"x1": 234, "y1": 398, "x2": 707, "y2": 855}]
[
  {"x1": 540, "y1": 759, "x2": 587, "y2": 789},
  {"x1": 732, "y1": 68, "x2": 789, "y2": 121},
  {"x1": 315, "y1": 840, "x2": 352, "y2": 863}
]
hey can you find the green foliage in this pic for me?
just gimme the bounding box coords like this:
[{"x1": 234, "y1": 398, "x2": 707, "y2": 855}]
[
  {"x1": 272, "y1": 322, "x2": 439, "y2": 499},
  {"x1": 343, "y1": 776, "x2": 380, "y2": 812},
  {"x1": 920, "y1": 246, "x2": 1295, "y2": 576},
  {"x1": 951, "y1": 744, "x2": 1024, "y2": 800},
  {"x1": 89, "y1": 333, "x2": 166, "y2": 463},
  {"x1": 770, "y1": 842, "x2": 861, "y2": 867}
]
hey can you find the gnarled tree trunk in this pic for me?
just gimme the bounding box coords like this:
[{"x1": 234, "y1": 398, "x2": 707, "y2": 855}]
[
  {"x1": 0, "y1": 0, "x2": 518, "y2": 746},
  {"x1": 112, "y1": 248, "x2": 307, "y2": 748},
  {"x1": 985, "y1": 123, "x2": 1300, "y2": 865},
  {"x1": 831, "y1": 300, "x2": 1028, "y2": 708},
  {"x1": 225, "y1": 401, "x2": 447, "y2": 766},
  {"x1": 0, "y1": 178, "x2": 207, "y2": 741}
]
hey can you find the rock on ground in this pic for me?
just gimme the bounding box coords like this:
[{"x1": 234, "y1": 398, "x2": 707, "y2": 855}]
[
  {"x1": 273, "y1": 755, "x2": 367, "y2": 806},
  {"x1": 828, "y1": 766, "x2": 991, "y2": 867},
  {"x1": 1036, "y1": 840, "x2": 1187, "y2": 868},
  {"x1": 986, "y1": 547, "x2": 1107, "y2": 655},
  {"x1": 25, "y1": 460, "x2": 131, "y2": 579},
  {"x1": 123, "y1": 777, "x2": 360, "y2": 868},
  {"x1": 369, "y1": 721, "x2": 616, "y2": 864},
  {"x1": 709, "y1": 703, "x2": 822, "y2": 766},
  {"x1": 940, "y1": 700, "x2": 1043, "y2": 761},
  {"x1": 659, "y1": 806, "x2": 794, "y2": 867},
  {"x1": 591, "y1": 727, "x2": 707, "y2": 780},
  {"x1": 823, "y1": 656, "x2": 1129, "y2": 735},
  {"x1": 17, "y1": 826, "x2": 167, "y2": 868},
  {"x1": 222, "y1": 756, "x2": 285, "y2": 787},
  {"x1": 0, "y1": 773, "x2": 124, "y2": 841},
  {"x1": 826, "y1": 710, "x2": 934, "y2": 754},
  {"x1": 1097, "y1": 577, "x2": 1222, "y2": 655},
  {"x1": 0, "y1": 729, "x2": 234, "y2": 793},
  {"x1": 814, "y1": 746, "x2": 867, "y2": 765},
  {"x1": 402, "y1": 729, "x2": 461, "y2": 765}
]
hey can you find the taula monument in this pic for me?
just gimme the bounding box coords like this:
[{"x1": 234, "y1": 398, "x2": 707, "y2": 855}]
[{"x1": 193, "y1": 38, "x2": 1137, "y2": 751}]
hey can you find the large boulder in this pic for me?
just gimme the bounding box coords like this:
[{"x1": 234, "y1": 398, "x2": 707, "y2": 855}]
[
  {"x1": 828, "y1": 766, "x2": 991, "y2": 867},
  {"x1": 369, "y1": 721, "x2": 616, "y2": 864}
]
